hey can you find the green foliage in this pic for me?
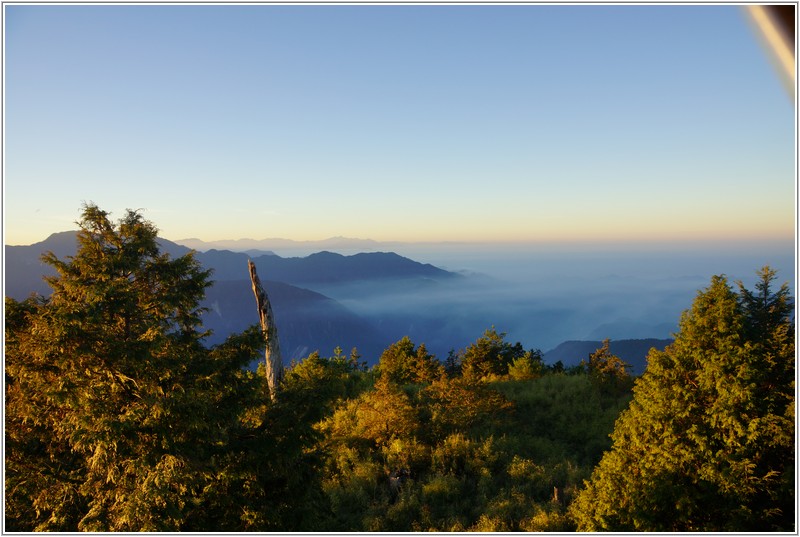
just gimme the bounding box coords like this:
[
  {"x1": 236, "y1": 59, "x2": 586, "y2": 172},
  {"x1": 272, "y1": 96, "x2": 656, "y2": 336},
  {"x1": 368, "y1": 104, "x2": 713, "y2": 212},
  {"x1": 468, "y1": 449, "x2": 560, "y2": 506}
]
[
  {"x1": 326, "y1": 375, "x2": 421, "y2": 449},
  {"x1": 313, "y1": 355, "x2": 629, "y2": 531},
  {"x1": 5, "y1": 205, "x2": 264, "y2": 531},
  {"x1": 443, "y1": 349, "x2": 462, "y2": 377},
  {"x1": 461, "y1": 327, "x2": 528, "y2": 380},
  {"x1": 421, "y1": 376, "x2": 514, "y2": 440},
  {"x1": 569, "y1": 270, "x2": 795, "y2": 531},
  {"x1": 375, "y1": 336, "x2": 443, "y2": 384},
  {"x1": 490, "y1": 374, "x2": 631, "y2": 467},
  {"x1": 738, "y1": 266, "x2": 794, "y2": 352},
  {"x1": 508, "y1": 349, "x2": 545, "y2": 380},
  {"x1": 282, "y1": 347, "x2": 371, "y2": 416},
  {"x1": 581, "y1": 338, "x2": 634, "y2": 398},
  {"x1": 3, "y1": 205, "x2": 329, "y2": 532}
]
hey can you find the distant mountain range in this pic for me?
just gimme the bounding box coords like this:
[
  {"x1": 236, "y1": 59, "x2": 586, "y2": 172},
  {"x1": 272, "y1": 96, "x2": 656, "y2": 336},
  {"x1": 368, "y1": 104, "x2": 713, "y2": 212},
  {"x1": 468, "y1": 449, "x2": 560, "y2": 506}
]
[
  {"x1": 197, "y1": 248, "x2": 458, "y2": 285},
  {"x1": 5, "y1": 231, "x2": 675, "y2": 372},
  {"x1": 176, "y1": 236, "x2": 395, "y2": 256},
  {"x1": 4, "y1": 231, "x2": 457, "y2": 363}
]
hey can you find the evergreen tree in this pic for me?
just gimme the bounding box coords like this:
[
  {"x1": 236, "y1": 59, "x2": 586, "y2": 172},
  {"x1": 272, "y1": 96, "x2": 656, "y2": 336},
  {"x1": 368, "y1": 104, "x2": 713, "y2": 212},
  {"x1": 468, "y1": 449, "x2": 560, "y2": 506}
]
[
  {"x1": 376, "y1": 336, "x2": 443, "y2": 385},
  {"x1": 5, "y1": 205, "x2": 266, "y2": 531},
  {"x1": 443, "y1": 349, "x2": 462, "y2": 378},
  {"x1": 581, "y1": 339, "x2": 633, "y2": 397},
  {"x1": 508, "y1": 349, "x2": 545, "y2": 381},
  {"x1": 461, "y1": 327, "x2": 526, "y2": 380},
  {"x1": 569, "y1": 271, "x2": 795, "y2": 531}
]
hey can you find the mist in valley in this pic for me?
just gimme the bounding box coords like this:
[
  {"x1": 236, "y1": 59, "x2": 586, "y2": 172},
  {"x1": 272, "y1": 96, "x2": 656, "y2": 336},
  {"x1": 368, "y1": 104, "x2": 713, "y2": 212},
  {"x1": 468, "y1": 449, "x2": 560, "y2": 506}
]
[
  {"x1": 8, "y1": 231, "x2": 793, "y2": 369},
  {"x1": 301, "y1": 238, "x2": 795, "y2": 359}
]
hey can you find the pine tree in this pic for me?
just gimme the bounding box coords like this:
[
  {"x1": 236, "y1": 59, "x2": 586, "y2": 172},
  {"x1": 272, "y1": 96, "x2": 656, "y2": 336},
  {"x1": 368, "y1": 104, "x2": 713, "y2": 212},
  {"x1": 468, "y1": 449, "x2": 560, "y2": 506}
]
[{"x1": 569, "y1": 271, "x2": 795, "y2": 531}]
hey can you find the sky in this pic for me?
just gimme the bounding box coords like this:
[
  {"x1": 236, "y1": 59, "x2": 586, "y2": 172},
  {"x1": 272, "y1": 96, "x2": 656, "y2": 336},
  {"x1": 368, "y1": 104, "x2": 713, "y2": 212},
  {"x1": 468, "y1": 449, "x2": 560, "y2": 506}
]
[{"x1": 3, "y1": 4, "x2": 796, "y2": 246}]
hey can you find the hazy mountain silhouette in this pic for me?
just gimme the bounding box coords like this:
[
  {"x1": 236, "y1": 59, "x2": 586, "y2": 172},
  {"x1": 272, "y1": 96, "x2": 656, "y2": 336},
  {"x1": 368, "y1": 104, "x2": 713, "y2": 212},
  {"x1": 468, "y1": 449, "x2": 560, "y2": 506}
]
[
  {"x1": 6, "y1": 232, "x2": 457, "y2": 294},
  {"x1": 199, "y1": 249, "x2": 458, "y2": 285},
  {"x1": 5, "y1": 231, "x2": 82, "y2": 298},
  {"x1": 6, "y1": 231, "x2": 687, "y2": 370},
  {"x1": 4, "y1": 231, "x2": 457, "y2": 365}
]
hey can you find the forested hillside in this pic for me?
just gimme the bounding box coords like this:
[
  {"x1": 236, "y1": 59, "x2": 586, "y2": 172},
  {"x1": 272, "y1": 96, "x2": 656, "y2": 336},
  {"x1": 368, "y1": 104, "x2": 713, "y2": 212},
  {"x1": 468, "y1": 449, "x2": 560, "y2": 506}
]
[{"x1": 4, "y1": 206, "x2": 794, "y2": 531}]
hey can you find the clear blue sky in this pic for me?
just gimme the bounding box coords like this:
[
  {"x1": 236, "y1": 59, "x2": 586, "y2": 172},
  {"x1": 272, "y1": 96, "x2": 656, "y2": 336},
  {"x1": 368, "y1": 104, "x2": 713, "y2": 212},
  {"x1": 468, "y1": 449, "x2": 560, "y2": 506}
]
[{"x1": 3, "y1": 4, "x2": 795, "y2": 245}]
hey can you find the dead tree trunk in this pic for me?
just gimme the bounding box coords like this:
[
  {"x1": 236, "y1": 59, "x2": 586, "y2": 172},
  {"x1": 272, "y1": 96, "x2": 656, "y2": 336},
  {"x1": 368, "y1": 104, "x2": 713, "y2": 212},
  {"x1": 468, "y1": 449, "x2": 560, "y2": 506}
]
[{"x1": 247, "y1": 259, "x2": 283, "y2": 400}]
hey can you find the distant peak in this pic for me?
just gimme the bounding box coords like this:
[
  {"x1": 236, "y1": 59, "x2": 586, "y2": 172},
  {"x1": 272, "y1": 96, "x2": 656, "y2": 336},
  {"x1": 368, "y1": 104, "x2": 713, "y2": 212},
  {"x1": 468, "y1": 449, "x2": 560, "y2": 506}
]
[{"x1": 307, "y1": 250, "x2": 343, "y2": 258}]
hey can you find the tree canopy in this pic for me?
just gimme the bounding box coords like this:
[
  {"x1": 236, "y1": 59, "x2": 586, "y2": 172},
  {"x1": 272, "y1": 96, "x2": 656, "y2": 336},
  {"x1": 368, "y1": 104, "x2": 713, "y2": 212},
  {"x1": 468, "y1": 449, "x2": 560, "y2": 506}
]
[
  {"x1": 569, "y1": 269, "x2": 795, "y2": 531},
  {"x1": 375, "y1": 336, "x2": 443, "y2": 385},
  {"x1": 4, "y1": 205, "x2": 313, "y2": 531},
  {"x1": 460, "y1": 327, "x2": 530, "y2": 380}
]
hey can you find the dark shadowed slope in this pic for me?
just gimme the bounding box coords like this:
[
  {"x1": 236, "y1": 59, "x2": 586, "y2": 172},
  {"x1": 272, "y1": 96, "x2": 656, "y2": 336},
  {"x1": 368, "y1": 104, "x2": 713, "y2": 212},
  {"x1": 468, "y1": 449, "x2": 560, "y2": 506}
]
[{"x1": 202, "y1": 279, "x2": 389, "y2": 362}]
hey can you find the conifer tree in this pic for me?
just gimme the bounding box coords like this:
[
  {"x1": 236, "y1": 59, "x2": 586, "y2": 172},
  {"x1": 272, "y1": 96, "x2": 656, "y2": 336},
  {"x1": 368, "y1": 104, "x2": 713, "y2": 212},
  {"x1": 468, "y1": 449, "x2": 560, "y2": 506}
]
[
  {"x1": 569, "y1": 271, "x2": 795, "y2": 531},
  {"x1": 460, "y1": 327, "x2": 526, "y2": 380},
  {"x1": 507, "y1": 349, "x2": 544, "y2": 380},
  {"x1": 443, "y1": 349, "x2": 462, "y2": 378},
  {"x1": 376, "y1": 336, "x2": 443, "y2": 385},
  {"x1": 5, "y1": 204, "x2": 265, "y2": 531},
  {"x1": 581, "y1": 339, "x2": 633, "y2": 397}
]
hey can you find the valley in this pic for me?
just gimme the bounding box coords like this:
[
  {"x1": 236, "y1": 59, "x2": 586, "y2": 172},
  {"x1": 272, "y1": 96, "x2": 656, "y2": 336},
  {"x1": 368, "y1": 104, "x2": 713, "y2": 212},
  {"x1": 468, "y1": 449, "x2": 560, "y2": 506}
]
[{"x1": 5, "y1": 231, "x2": 793, "y2": 371}]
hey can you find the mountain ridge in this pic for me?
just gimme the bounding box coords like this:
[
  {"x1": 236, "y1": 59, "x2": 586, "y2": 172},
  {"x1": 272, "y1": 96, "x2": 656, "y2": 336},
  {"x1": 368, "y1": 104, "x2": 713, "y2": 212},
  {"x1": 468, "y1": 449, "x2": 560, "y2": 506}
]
[
  {"x1": 4, "y1": 231, "x2": 458, "y2": 290},
  {"x1": 4, "y1": 231, "x2": 459, "y2": 365},
  {"x1": 5, "y1": 231, "x2": 678, "y2": 371}
]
